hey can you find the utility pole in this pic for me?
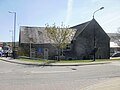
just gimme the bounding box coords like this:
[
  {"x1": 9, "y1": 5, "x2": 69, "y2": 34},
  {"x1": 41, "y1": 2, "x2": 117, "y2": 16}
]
[{"x1": 8, "y1": 11, "x2": 16, "y2": 59}]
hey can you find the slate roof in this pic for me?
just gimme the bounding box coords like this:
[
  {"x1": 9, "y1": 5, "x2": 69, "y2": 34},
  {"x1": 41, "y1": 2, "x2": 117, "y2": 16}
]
[
  {"x1": 19, "y1": 19, "x2": 108, "y2": 44},
  {"x1": 107, "y1": 33, "x2": 120, "y2": 46},
  {"x1": 70, "y1": 20, "x2": 91, "y2": 40},
  {"x1": 19, "y1": 26, "x2": 75, "y2": 44},
  {"x1": 107, "y1": 33, "x2": 120, "y2": 41},
  {"x1": 19, "y1": 26, "x2": 50, "y2": 44},
  {"x1": 71, "y1": 19, "x2": 110, "y2": 40}
]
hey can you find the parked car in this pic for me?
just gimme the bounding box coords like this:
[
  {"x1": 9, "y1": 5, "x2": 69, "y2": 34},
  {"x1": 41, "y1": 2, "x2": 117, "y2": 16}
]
[
  {"x1": 2, "y1": 46, "x2": 12, "y2": 57},
  {"x1": 110, "y1": 52, "x2": 120, "y2": 59},
  {"x1": 111, "y1": 52, "x2": 120, "y2": 57},
  {"x1": 0, "y1": 50, "x2": 3, "y2": 57}
]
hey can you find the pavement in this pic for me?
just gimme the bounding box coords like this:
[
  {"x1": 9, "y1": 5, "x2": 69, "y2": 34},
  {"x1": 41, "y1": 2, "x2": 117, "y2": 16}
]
[
  {"x1": 0, "y1": 57, "x2": 120, "y2": 90},
  {"x1": 81, "y1": 77, "x2": 120, "y2": 90}
]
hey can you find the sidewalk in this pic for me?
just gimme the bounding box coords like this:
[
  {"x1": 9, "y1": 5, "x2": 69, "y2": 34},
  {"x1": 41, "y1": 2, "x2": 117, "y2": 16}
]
[
  {"x1": 81, "y1": 77, "x2": 120, "y2": 90},
  {"x1": 0, "y1": 57, "x2": 111, "y2": 66}
]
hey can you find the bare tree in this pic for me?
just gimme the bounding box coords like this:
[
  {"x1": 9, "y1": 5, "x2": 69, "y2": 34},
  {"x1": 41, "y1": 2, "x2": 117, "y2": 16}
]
[
  {"x1": 45, "y1": 23, "x2": 76, "y2": 60},
  {"x1": 113, "y1": 27, "x2": 120, "y2": 46}
]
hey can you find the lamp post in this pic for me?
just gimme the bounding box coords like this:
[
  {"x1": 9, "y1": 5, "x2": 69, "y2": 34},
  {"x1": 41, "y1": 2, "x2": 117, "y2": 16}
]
[
  {"x1": 9, "y1": 11, "x2": 16, "y2": 59},
  {"x1": 9, "y1": 30, "x2": 13, "y2": 52},
  {"x1": 93, "y1": 7, "x2": 104, "y2": 18},
  {"x1": 92, "y1": 7, "x2": 104, "y2": 61}
]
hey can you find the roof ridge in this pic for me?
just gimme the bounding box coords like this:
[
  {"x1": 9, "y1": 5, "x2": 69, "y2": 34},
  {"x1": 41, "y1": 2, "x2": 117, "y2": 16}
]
[
  {"x1": 75, "y1": 21, "x2": 91, "y2": 38},
  {"x1": 70, "y1": 20, "x2": 90, "y2": 28},
  {"x1": 71, "y1": 20, "x2": 92, "y2": 40}
]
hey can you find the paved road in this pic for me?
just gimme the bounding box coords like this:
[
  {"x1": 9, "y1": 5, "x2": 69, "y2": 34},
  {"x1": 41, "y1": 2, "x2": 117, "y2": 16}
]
[{"x1": 0, "y1": 60, "x2": 120, "y2": 90}]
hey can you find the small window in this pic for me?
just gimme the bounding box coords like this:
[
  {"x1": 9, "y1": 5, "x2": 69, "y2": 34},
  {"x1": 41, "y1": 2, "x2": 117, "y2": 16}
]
[
  {"x1": 66, "y1": 45, "x2": 71, "y2": 49},
  {"x1": 45, "y1": 48, "x2": 48, "y2": 51}
]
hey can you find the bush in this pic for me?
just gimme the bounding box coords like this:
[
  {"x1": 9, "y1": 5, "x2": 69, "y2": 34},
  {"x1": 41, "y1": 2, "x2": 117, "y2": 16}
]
[{"x1": 17, "y1": 47, "x2": 29, "y2": 56}]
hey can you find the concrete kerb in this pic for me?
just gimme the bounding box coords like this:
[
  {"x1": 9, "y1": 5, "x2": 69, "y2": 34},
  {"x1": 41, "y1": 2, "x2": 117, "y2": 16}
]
[{"x1": 0, "y1": 57, "x2": 111, "y2": 66}]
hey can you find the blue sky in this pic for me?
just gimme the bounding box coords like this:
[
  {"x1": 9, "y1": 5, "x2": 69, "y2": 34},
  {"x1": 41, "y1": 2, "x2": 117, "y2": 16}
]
[{"x1": 0, "y1": 0, "x2": 120, "y2": 42}]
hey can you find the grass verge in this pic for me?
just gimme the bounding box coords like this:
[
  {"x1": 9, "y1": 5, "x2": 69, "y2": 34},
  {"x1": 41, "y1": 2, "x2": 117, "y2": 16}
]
[{"x1": 18, "y1": 58, "x2": 120, "y2": 63}]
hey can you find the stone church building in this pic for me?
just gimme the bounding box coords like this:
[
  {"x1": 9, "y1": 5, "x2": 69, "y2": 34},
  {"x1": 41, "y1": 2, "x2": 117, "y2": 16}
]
[{"x1": 19, "y1": 19, "x2": 110, "y2": 60}]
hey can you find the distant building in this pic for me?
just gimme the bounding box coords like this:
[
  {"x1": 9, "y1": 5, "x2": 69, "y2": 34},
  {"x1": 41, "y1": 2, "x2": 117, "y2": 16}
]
[
  {"x1": 107, "y1": 33, "x2": 120, "y2": 56},
  {"x1": 19, "y1": 19, "x2": 110, "y2": 59}
]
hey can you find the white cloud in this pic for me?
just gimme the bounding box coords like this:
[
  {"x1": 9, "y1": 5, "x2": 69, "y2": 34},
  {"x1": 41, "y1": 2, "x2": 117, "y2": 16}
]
[
  {"x1": 100, "y1": 14, "x2": 120, "y2": 33},
  {"x1": 102, "y1": 16, "x2": 120, "y2": 25},
  {"x1": 65, "y1": 0, "x2": 74, "y2": 24}
]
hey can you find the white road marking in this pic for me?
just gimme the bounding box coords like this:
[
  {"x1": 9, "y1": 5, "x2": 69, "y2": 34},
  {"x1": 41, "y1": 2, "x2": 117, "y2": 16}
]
[
  {"x1": 24, "y1": 70, "x2": 74, "y2": 74},
  {"x1": 0, "y1": 71, "x2": 12, "y2": 73}
]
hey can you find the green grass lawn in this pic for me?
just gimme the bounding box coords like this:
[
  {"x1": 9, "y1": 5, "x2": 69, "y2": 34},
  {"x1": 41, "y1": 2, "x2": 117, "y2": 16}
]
[
  {"x1": 18, "y1": 58, "x2": 49, "y2": 62},
  {"x1": 18, "y1": 58, "x2": 120, "y2": 63}
]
